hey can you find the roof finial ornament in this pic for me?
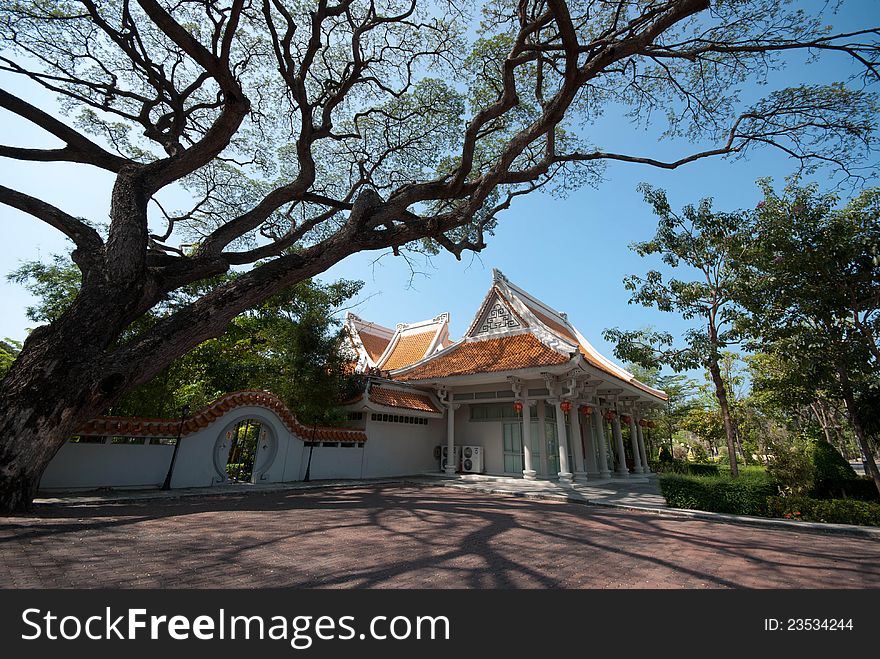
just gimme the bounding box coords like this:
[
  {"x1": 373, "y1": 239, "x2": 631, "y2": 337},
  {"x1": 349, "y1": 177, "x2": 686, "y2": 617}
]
[{"x1": 492, "y1": 268, "x2": 507, "y2": 283}]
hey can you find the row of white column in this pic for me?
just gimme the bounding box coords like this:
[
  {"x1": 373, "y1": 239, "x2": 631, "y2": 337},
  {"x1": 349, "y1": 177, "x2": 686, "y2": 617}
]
[
  {"x1": 520, "y1": 400, "x2": 651, "y2": 482},
  {"x1": 443, "y1": 397, "x2": 652, "y2": 481}
]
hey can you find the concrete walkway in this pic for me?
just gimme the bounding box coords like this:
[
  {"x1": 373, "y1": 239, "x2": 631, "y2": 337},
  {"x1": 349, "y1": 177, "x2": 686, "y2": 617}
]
[
  {"x1": 36, "y1": 473, "x2": 665, "y2": 509},
  {"x1": 7, "y1": 484, "x2": 880, "y2": 588},
  {"x1": 34, "y1": 472, "x2": 880, "y2": 538},
  {"x1": 412, "y1": 472, "x2": 668, "y2": 509}
]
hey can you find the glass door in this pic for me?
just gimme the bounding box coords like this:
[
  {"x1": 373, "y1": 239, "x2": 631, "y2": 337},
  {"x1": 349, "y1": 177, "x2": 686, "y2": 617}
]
[
  {"x1": 502, "y1": 423, "x2": 523, "y2": 474},
  {"x1": 544, "y1": 420, "x2": 559, "y2": 477}
]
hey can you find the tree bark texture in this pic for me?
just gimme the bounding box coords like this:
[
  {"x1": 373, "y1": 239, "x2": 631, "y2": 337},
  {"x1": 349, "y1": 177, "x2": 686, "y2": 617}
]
[
  {"x1": 707, "y1": 355, "x2": 739, "y2": 478},
  {"x1": 837, "y1": 366, "x2": 880, "y2": 497}
]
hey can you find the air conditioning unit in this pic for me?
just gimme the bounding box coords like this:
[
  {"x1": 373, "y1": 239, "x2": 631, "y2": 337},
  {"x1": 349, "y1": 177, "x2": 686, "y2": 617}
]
[
  {"x1": 462, "y1": 445, "x2": 484, "y2": 473},
  {"x1": 440, "y1": 445, "x2": 461, "y2": 472}
]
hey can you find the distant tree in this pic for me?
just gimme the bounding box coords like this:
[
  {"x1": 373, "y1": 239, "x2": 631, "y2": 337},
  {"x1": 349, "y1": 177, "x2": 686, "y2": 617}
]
[
  {"x1": 653, "y1": 373, "x2": 698, "y2": 458},
  {"x1": 736, "y1": 181, "x2": 880, "y2": 495},
  {"x1": 681, "y1": 406, "x2": 725, "y2": 457},
  {"x1": 747, "y1": 351, "x2": 855, "y2": 459},
  {"x1": 604, "y1": 187, "x2": 752, "y2": 476},
  {"x1": 0, "y1": 340, "x2": 21, "y2": 379},
  {"x1": 7, "y1": 255, "x2": 82, "y2": 324},
  {"x1": 10, "y1": 254, "x2": 362, "y2": 420}
]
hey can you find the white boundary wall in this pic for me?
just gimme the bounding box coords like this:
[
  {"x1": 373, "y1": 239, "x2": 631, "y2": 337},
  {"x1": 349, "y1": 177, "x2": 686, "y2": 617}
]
[{"x1": 39, "y1": 403, "x2": 443, "y2": 491}]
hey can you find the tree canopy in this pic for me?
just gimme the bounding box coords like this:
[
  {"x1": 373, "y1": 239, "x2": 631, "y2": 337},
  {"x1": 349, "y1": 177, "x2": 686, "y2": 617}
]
[
  {"x1": 604, "y1": 185, "x2": 750, "y2": 475},
  {"x1": 735, "y1": 180, "x2": 880, "y2": 493}
]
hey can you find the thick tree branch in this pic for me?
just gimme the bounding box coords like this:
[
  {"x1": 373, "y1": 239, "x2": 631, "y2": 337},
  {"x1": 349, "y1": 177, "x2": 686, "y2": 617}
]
[
  {"x1": 0, "y1": 184, "x2": 103, "y2": 269},
  {"x1": 0, "y1": 88, "x2": 129, "y2": 172}
]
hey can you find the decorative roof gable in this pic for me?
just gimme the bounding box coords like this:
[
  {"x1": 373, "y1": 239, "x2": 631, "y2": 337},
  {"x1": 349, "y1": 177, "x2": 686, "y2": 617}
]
[
  {"x1": 375, "y1": 313, "x2": 451, "y2": 371},
  {"x1": 474, "y1": 295, "x2": 523, "y2": 336},
  {"x1": 345, "y1": 313, "x2": 394, "y2": 369},
  {"x1": 388, "y1": 269, "x2": 667, "y2": 401}
]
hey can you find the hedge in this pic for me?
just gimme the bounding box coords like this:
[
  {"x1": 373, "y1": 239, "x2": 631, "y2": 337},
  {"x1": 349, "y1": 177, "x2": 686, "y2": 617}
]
[
  {"x1": 650, "y1": 460, "x2": 720, "y2": 477},
  {"x1": 812, "y1": 477, "x2": 880, "y2": 503},
  {"x1": 659, "y1": 474, "x2": 776, "y2": 516},
  {"x1": 767, "y1": 496, "x2": 880, "y2": 527}
]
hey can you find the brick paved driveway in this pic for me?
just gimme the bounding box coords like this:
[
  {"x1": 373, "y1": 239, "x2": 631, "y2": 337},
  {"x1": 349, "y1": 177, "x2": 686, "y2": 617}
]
[{"x1": 1, "y1": 484, "x2": 878, "y2": 588}]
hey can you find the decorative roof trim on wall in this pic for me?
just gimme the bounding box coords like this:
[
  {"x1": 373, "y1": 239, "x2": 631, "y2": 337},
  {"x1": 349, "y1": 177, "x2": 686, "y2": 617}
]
[
  {"x1": 77, "y1": 390, "x2": 368, "y2": 443},
  {"x1": 366, "y1": 383, "x2": 443, "y2": 415}
]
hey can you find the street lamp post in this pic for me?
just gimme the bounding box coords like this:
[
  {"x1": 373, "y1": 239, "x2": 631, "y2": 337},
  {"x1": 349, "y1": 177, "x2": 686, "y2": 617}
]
[{"x1": 162, "y1": 405, "x2": 191, "y2": 491}]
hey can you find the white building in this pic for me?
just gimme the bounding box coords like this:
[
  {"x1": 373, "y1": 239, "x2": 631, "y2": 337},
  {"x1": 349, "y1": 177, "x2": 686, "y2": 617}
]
[
  {"x1": 345, "y1": 269, "x2": 666, "y2": 482},
  {"x1": 40, "y1": 269, "x2": 664, "y2": 492}
]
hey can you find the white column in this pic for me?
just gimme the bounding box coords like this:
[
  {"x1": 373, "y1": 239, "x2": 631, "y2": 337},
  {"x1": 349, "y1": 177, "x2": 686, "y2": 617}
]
[
  {"x1": 583, "y1": 409, "x2": 600, "y2": 477},
  {"x1": 554, "y1": 400, "x2": 573, "y2": 484},
  {"x1": 593, "y1": 411, "x2": 611, "y2": 479},
  {"x1": 445, "y1": 402, "x2": 456, "y2": 475},
  {"x1": 612, "y1": 414, "x2": 629, "y2": 478},
  {"x1": 537, "y1": 402, "x2": 549, "y2": 477},
  {"x1": 637, "y1": 420, "x2": 651, "y2": 473},
  {"x1": 521, "y1": 397, "x2": 536, "y2": 480},
  {"x1": 629, "y1": 416, "x2": 644, "y2": 474},
  {"x1": 570, "y1": 404, "x2": 588, "y2": 483}
]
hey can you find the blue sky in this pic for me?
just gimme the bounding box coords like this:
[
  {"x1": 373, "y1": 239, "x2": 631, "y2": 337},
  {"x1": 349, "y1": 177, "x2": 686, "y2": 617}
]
[{"x1": 1, "y1": 2, "x2": 876, "y2": 379}]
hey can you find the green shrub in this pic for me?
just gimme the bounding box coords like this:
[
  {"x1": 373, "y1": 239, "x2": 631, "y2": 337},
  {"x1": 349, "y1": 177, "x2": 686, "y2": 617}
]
[
  {"x1": 810, "y1": 440, "x2": 857, "y2": 482},
  {"x1": 659, "y1": 474, "x2": 777, "y2": 516},
  {"x1": 689, "y1": 444, "x2": 710, "y2": 464},
  {"x1": 765, "y1": 435, "x2": 814, "y2": 495},
  {"x1": 687, "y1": 463, "x2": 720, "y2": 477},
  {"x1": 767, "y1": 495, "x2": 880, "y2": 527}
]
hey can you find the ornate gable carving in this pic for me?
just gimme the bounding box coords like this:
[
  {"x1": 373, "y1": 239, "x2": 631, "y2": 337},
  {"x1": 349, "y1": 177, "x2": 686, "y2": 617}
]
[{"x1": 476, "y1": 298, "x2": 521, "y2": 335}]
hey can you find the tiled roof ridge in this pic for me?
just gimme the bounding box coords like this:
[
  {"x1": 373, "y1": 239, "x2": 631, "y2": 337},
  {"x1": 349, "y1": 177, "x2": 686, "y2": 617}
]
[
  {"x1": 494, "y1": 273, "x2": 667, "y2": 400},
  {"x1": 346, "y1": 312, "x2": 394, "y2": 337},
  {"x1": 377, "y1": 318, "x2": 447, "y2": 371},
  {"x1": 367, "y1": 383, "x2": 441, "y2": 414},
  {"x1": 77, "y1": 390, "x2": 368, "y2": 443}
]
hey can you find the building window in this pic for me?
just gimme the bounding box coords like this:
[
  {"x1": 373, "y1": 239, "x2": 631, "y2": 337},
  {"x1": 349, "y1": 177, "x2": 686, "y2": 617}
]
[
  {"x1": 347, "y1": 411, "x2": 364, "y2": 421},
  {"x1": 69, "y1": 435, "x2": 105, "y2": 444},
  {"x1": 149, "y1": 437, "x2": 177, "y2": 446},
  {"x1": 110, "y1": 436, "x2": 145, "y2": 445},
  {"x1": 471, "y1": 403, "x2": 537, "y2": 421},
  {"x1": 370, "y1": 413, "x2": 428, "y2": 425}
]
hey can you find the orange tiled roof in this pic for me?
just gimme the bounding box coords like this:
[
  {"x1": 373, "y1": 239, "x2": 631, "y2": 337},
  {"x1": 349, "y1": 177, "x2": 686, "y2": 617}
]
[
  {"x1": 395, "y1": 333, "x2": 568, "y2": 381},
  {"x1": 368, "y1": 385, "x2": 440, "y2": 413},
  {"x1": 380, "y1": 330, "x2": 437, "y2": 370},
  {"x1": 77, "y1": 390, "x2": 367, "y2": 443},
  {"x1": 359, "y1": 331, "x2": 391, "y2": 363},
  {"x1": 527, "y1": 305, "x2": 668, "y2": 400}
]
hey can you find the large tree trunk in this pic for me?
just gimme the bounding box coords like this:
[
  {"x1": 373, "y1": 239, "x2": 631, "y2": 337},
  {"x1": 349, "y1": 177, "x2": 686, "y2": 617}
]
[
  {"x1": 0, "y1": 170, "x2": 156, "y2": 513},
  {"x1": 707, "y1": 355, "x2": 739, "y2": 478},
  {"x1": 0, "y1": 309, "x2": 126, "y2": 512},
  {"x1": 837, "y1": 366, "x2": 880, "y2": 497}
]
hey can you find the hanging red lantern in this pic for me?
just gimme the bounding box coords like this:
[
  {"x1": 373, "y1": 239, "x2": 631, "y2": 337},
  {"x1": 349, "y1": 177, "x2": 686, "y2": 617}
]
[
  {"x1": 579, "y1": 405, "x2": 593, "y2": 417},
  {"x1": 621, "y1": 414, "x2": 632, "y2": 425},
  {"x1": 648, "y1": 420, "x2": 656, "y2": 429},
  {"x1": 513, "y1": 401, "x2": 524, "y2": 414},
  {"x1": 604, "y1": 410, "x2": 617, "y2": 422},
  {"x1": 639, "y1": 418, "x2": 648, "y2": 427},
  {"x1": 560, "y1": 400, "x2": 572, "y2": 413}
]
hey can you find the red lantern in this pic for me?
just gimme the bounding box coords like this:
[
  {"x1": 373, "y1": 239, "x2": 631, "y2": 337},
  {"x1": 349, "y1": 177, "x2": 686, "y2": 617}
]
[
  {"x1": 639, "y1": 418, "x2": 648, "y2": 427},
  {"x1": 580, "y1": 405, "x2": 593, "y2": 417},
  {"x1": 604, "y1": 410, "x2": 617, "y2": 422},
  {"x1": 513, "y1": 401, "x2": 524, "y2": 414},
  {"x1": 560, "y1": 400, "x2": 572, "y2": 413},
  {"x1": 621, "y1": 414, "x2": 632, "y2": 424}
]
